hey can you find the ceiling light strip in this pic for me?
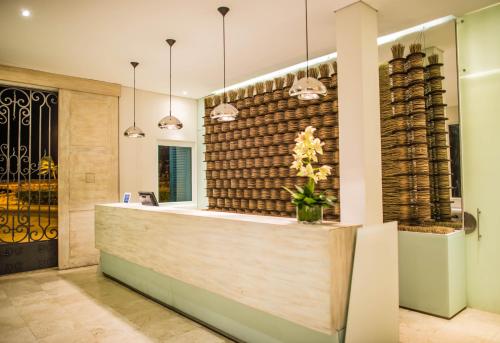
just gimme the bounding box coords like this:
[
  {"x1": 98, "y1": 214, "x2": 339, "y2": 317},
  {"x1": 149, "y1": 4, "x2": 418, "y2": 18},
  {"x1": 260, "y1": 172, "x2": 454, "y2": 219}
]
[
  {"x1": 460, "y1": 68, "x2": 500, "y2": 80},
  {"x1": 212, "y1": 15, "x2": 455, "y2": 95}
]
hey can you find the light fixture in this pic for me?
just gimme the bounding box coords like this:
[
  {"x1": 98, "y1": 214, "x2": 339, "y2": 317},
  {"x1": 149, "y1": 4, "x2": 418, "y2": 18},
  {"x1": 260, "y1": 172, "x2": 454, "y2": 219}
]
[
  {"x1": 21, "y1": 9, "x2": 31, "y2": 17},
  {"x1": 460, "y1": 68, "x2": 500, "y2": 80},
  {"x1": 159, "y1": 39, "x2": 183, "y2": 130},
  {"x1": 211, "y1": 13, "x2": 455, "y2": 96},
  {"x1": 124, "y1": 62, "x2": 146, "y2": 138},
  {"x1": 289, "y1": 0, "x2": 327, "y2": 100},
  {"x1": 210, "y1": 6, "x2": 238, "y2": 122}
]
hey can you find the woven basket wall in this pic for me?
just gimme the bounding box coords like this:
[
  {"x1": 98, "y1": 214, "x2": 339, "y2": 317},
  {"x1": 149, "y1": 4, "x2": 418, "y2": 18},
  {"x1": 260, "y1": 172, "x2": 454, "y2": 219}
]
[
  {"x1": 204, "y1": 64, "x2": 340, "y2": 220},
  {"x1": 380, "y1": 44, "x2": 453, "y2": 226}
]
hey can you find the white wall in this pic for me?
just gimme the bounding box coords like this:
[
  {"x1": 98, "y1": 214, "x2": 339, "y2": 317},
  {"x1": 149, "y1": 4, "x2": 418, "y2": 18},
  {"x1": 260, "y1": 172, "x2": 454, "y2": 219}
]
[
  {"x1": 196, "y1": 99, "x2": 208, "y2": 209},
  {"x1": 119, "y1": 86, "x2": 198, "y2": 203}
]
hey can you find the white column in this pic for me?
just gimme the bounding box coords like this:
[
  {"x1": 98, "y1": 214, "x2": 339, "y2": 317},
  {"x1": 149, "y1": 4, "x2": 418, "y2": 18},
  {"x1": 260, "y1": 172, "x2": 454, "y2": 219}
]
[{"x1": 336, "y1": 1, "x2": 383, "y2": 225}]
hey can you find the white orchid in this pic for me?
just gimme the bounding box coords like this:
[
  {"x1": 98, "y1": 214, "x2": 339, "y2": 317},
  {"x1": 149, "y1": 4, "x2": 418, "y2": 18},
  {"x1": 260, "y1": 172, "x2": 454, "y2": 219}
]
[
  {"x1": 290, "y1": 126, "x2": 332, "y2": 183},
  {"x1": 284, "y1": 126, "x2": 337, "y2": 219}
]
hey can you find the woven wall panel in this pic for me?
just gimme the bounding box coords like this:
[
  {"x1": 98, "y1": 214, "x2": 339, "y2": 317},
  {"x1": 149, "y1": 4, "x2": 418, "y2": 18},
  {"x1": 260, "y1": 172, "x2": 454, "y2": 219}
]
[{"x1": 204, "y1": 65, "x2": 340, "y2": 220}]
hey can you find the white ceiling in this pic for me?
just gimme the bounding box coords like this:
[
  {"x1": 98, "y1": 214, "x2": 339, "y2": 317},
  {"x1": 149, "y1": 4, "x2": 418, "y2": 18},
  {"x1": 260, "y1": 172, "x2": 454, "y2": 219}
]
[{"x1": 0, "y1": 0, "x2": 496, "y2": 99}]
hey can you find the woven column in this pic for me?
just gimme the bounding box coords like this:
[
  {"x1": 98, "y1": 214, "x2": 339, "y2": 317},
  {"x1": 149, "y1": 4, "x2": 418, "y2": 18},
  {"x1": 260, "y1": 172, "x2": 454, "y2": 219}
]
[
  {"x1": 405, "y1": 43, "x2": 432, "y2": 222},
  {"x1": 379, "y1": 64, "x2": 400, "y2": 222},
  {"x1": 425, "y1": 54, "x2": 452, "y2": 220},
  {"x1": 388, "y1": 44, "x2": 414, "y2": 222}
]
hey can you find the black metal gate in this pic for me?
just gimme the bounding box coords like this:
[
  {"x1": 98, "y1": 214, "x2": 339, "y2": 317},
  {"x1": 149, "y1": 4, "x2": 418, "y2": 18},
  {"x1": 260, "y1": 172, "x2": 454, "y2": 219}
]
[{"x1": 0, "y1": 85, "x2": 58, "y2": 275}]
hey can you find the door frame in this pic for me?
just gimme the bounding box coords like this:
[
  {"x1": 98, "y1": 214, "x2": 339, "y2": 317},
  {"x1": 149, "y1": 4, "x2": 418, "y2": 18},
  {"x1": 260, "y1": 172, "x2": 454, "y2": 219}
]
[{"x1": 0, "y1": 64, "x2": 120, "y2": 269}]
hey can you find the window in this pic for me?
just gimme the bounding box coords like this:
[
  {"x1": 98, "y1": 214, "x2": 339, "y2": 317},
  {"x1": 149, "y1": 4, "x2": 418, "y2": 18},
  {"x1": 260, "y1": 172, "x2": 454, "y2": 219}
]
[{"x1": 158, "y1": 145, "x2": 192, "y2": 202}]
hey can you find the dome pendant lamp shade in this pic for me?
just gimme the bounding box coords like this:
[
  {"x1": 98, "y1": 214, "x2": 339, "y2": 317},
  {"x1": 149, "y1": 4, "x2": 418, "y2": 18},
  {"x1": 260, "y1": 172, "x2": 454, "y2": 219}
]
[
  {"x1": 158, "y1": 39, "x2": 183, "y2": 130},
  {"x1": 124, "y1": 62, "x2": 146, "y2": 138},
  {"x1": 289, "y1": 0, "x2": 327, "y2": 100},
  {"x1": 211, "y1": 6, "x2": 238, "y2": 122}
]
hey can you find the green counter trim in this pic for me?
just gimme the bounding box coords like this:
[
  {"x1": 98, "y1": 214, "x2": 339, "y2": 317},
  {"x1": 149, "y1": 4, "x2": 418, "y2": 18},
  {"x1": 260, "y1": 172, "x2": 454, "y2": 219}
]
[{"x1": 100, "y1": 252, "x2": 342, "y2": 343}]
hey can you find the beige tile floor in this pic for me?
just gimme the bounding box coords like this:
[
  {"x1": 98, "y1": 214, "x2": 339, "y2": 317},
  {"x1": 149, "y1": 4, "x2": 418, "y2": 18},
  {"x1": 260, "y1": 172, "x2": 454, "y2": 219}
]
[{"x1": 1, "y1": 266, "x2": 500, "y2": 343}]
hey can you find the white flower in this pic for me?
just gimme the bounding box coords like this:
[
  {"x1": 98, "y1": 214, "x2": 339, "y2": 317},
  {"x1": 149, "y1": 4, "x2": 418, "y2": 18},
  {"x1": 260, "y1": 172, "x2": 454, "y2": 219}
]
[
  {"x1": 290, "y1": 126, "x2": 332, "y2": 184},
  {"x1": 312, "y1": 138, "x2": 324, "y2": 155},
  {"x1": 316, "y1": 165, "x2": 332, "y2": 181},
  {"x1": 291, "y1": 159, "x2": 302, "y2": 170},
  {"x1": 297, "y1": 163, "x2": 315, "y2": 179}
]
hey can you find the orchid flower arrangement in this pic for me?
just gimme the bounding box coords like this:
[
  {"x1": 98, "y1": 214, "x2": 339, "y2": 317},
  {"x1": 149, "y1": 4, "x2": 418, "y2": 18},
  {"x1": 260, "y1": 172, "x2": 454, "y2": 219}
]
[{"x1": 284, "y1": 126, "x2": 337, "y2": 211}]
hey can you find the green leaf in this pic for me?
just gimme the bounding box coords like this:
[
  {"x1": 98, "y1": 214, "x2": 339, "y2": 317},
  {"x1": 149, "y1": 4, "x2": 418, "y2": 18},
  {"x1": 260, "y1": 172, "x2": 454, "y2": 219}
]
[
  {"x1": 292, "y1": 192, "x2": 305, "y2": 200},
  {"x1": 326, "y1": 195, "x2": 337, "y2": 202},
  {"x1": 282, "y1": 186, "x2": 295, "y2": 195},
  {"x1": 303, "y1": 180, "x2": 315, "y2": 197},
  {"x1": 294, "y1": 185, "x2": 304, "y2": 194},
  {"x1": 306, "y1": 178, "x2": 315, "y2": 193},
  {"x1": 304, "y1": 197, "x2": 316, "y2": 205}
]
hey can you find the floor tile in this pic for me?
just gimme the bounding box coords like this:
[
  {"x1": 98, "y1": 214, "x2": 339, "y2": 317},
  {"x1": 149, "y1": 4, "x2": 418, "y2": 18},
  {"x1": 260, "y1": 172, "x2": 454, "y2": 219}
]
[
  {"x1": 0, "y1": 310, "x2": 26, "y2": 334},
  {"x1": 0, "y1": 327, "x2": 37, "y2": 343},
  {"x1": 2, "y1": 266, "x2": 500, "y2": 343},
  {"x1": 163, "y1": 327, "x2": 227, "y2": 343}
]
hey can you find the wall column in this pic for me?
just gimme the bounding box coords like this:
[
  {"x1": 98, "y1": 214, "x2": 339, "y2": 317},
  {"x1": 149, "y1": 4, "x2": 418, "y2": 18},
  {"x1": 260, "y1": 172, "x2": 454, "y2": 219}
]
[{"x1": 336, "y1": 1, "x2": 383, "y2": 225}]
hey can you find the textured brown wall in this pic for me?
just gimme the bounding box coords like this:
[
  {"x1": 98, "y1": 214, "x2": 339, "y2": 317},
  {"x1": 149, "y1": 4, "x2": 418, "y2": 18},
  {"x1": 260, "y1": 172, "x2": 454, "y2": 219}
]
[{"x1": 204, "y1": 65, "x2": 340, "y2": 220}]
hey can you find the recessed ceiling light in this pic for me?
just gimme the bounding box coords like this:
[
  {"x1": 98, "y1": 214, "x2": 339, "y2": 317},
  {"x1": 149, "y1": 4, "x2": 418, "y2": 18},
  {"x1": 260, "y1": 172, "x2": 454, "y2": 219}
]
[
  {"x1": 21, "y1": 9, "x2": 31, "y2": 17},
  {"x1": 182, "y1": 91, "x2": 188, "y2": 95}
]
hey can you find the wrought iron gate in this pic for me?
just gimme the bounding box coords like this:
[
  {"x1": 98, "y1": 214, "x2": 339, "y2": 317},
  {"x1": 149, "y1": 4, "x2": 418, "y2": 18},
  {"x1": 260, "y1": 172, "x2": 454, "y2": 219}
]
[{"x1": 0, "y1": 85, "x2": 58, "y2": 275}]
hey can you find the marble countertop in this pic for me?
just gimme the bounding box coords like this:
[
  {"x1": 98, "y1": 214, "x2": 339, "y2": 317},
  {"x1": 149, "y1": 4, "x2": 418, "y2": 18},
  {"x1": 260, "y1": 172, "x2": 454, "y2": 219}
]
[{"x1": 97, "y1": 202, "x2": 358, "y2": 231}]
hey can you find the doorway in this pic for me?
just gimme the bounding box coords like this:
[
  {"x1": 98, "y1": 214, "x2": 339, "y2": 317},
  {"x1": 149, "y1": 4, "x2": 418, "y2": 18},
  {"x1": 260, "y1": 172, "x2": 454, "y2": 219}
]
[{"x1": 0, "y1": 85, "x2": 58, "y2": 275}]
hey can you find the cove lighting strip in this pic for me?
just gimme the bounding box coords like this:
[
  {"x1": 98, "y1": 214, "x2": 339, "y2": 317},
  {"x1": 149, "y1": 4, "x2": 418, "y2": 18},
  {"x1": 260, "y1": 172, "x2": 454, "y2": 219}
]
[
  {"x1": 460, "y1": 68, "x2": 500, "y2": 80},
  {"x1": 212, "y1": 15, "x2": 455, "y2": 95}
]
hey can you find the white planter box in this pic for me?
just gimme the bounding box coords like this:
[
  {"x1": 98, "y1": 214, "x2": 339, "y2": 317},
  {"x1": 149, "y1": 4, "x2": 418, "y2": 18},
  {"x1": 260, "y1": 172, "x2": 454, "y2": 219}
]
[{"x1": 398, "y1": 230, "x2": 466, "y2": 318}]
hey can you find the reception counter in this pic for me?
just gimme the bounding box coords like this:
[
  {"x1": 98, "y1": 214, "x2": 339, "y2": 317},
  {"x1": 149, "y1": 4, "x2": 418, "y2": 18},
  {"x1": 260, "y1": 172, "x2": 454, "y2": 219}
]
[{"x1": 95, "y1": 203, "x2": 398, "y2": 343}]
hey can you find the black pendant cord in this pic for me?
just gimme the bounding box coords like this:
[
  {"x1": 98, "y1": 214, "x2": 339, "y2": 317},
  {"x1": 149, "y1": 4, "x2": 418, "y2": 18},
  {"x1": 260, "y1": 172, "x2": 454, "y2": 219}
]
[
  {"x1": 166, "y1": 39, "x2": 176, "y2": 117},
  {"x1": 131, "y1": 62, "x2": 138, "y2": 127},
  {"x1": 169, "y1": 44, "x2": 172, "y2": 117},
  {"x1": 133, "y1": 66, "x2": 136, "y2": 126},
  {"x1": 217, "y1": 7, "x2": 230, "y2": 104},
  {"x1": 222, "y1": 11, "x2": 226, "y2": 104},
  {"x1": 305, "y1": 0, "x2": 309, "y2": 78}
]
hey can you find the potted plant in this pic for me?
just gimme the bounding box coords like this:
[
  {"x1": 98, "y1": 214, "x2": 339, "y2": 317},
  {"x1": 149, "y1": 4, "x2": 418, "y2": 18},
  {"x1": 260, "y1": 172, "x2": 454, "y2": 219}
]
[{"x1": 284, "y1": 126, "x2": 337, "y2": 223}]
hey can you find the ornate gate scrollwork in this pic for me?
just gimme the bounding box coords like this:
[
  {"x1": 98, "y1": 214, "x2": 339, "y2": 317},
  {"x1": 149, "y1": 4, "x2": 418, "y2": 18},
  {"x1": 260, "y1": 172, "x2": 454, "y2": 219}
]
[{"x1": 0, "y1": 85, "x2": 58, "y2": 274}]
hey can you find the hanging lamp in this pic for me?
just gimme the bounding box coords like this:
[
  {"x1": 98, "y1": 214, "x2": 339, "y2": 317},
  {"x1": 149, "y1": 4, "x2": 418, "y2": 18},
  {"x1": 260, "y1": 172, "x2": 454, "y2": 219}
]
[
  {"x1": 158, "y1": 39, "x2": 183, "y2": 130},
  {"x1": 289, "y1": 0, "x2": 327, "y2": 100},
  {"x1": 124, "y1": 62, "x2": 146, "y2": 138},
  {"x1": 211, "y1": 6, "x2": 238, "y2": 122}
]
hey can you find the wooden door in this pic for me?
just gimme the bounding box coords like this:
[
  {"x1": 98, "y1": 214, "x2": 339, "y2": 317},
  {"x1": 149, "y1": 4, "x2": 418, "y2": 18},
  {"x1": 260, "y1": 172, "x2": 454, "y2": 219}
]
[{"x1": 58, "y1": 89, "x2": 119, "y2": 268}]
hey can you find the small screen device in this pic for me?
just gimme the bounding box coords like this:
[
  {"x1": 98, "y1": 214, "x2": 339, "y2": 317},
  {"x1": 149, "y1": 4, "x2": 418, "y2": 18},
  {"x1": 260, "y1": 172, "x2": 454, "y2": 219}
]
[
  {"x1": 138, "y1": 191, "x2": 159, "y2": 206},
  {"x1": 123, "y1": 192, "x2": 131, "y2": 203}
]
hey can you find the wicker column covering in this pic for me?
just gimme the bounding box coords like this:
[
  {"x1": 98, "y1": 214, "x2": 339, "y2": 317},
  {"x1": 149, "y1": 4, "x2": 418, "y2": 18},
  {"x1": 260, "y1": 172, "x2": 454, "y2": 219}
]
[
  {"x1": 204, "y1": 64, "x2": 340, "y2": 220},
  {"x1": 425, "y1": 54, "x2": 452, "y2": 220},
  {"x1": 405, "y1": 44, "x2": 432, "y2": 221},
  {"x1": 380, "y1": 44, "x2": 452, "y2": 225},
  {"x1": 380, "y1": 64, "x2": 400, "y2": 222}
]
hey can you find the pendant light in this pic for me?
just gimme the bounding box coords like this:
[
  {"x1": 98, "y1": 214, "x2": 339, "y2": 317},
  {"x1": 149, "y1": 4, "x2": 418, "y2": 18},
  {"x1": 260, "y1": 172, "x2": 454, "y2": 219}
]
[
  {"x1": 289, "y1": 0, "x2": 327, "y2": 100},
  {"x1": 124, "y1": 62, "x2": 146, "y2": 138},
  {"x1": 158, "y1": 39, "x2": 183, "y2": 130},
  {"x1": 211, "y1": 6, "x2": 238, "y2": 122}
]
